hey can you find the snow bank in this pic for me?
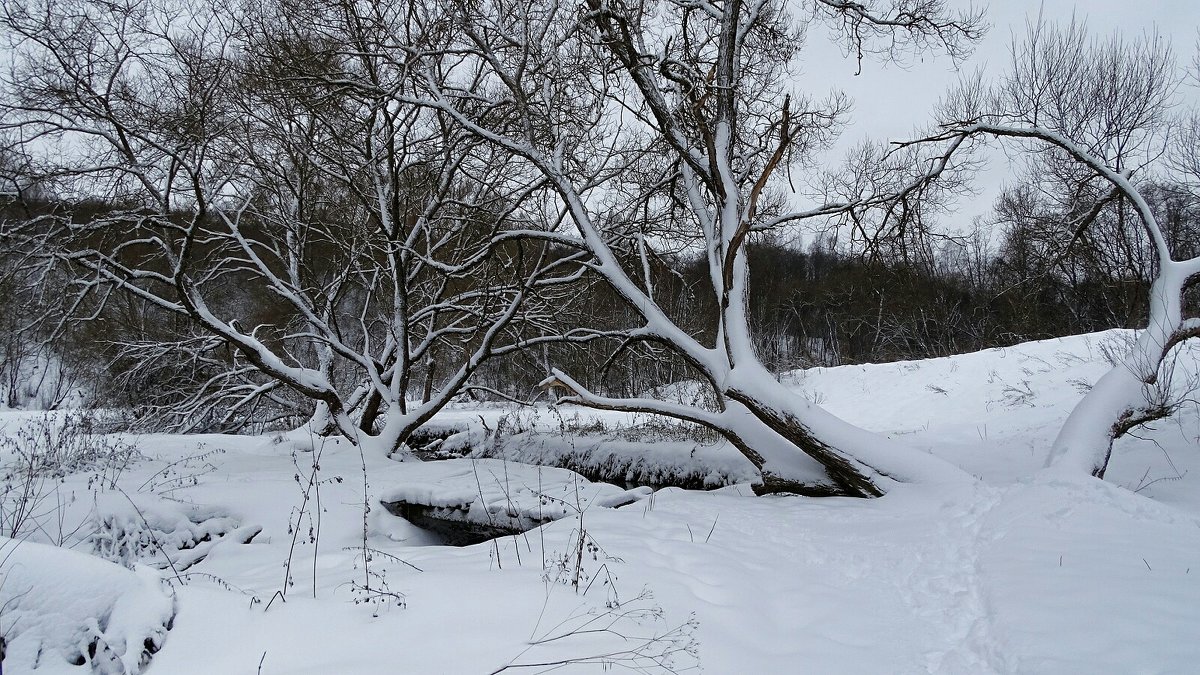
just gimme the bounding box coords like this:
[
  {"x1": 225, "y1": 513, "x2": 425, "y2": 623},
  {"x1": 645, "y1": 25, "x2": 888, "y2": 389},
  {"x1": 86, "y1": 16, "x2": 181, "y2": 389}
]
[
  {"x1": 0, "y1": 537, "x2": 176, "y2": 674},
  {"x1": 378, "y1": 458, "x2": 652, "y2": 538}
]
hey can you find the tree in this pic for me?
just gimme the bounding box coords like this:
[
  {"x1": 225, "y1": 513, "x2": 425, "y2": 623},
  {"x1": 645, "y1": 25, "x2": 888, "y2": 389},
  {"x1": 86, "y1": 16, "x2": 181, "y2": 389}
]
[
  {"x1": 361, "y1": 0, "x2": 986, "y2": 496},
  {"x1": 16, "y1": 0, "x2": 1186, "y2": 495},
  {"x1": 926, "y1": 20, "x2": 1200, "y2": 478},
  {"x1": 0, "y1": 0, "x2": 593, "y2": 451}
]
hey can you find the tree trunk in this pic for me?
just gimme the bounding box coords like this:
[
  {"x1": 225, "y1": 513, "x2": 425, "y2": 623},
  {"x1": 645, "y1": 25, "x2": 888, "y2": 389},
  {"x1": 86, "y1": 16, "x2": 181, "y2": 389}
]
[
  {"x1": 1049, "y1": 273, "x2": 1187, "y2": 478},
  {"x1": 359, "y1": 389, "x2": 383, "y2": 435},
  {"x1": 722, "y1": 369, "x2": 971, "y2": 497},
  {"x1": 1047, "y1": 356, "x2": 1143, "y2": 477},
  {"x1": 421, "y1": 355, "x2": 436, "y2": 405}
]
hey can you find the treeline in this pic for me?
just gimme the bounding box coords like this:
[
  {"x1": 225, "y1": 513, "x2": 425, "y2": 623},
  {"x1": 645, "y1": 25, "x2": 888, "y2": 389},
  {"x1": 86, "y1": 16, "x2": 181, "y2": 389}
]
[
  {"x1": 478, "y1": 178, "x2": 1200, "y2": 399},
  {"x1": 745, "y1": 183, "x2": 1200, "y2": 370},
  {"x1": 4, "y1": 179, "x2": 1198, "y2": 428}
]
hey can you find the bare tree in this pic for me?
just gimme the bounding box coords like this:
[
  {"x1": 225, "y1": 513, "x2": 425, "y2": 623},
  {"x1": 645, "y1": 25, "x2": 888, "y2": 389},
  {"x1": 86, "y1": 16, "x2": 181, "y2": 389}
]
[
  {"x1": 349, "y1": 0, "x2": 987, "y2": 496},
  {"x1": 923, "y1": 20, "x2": 1200, "y2": 478},
  {"x1": 0, "y1": 0, "x2": 594, "y2": 452}
]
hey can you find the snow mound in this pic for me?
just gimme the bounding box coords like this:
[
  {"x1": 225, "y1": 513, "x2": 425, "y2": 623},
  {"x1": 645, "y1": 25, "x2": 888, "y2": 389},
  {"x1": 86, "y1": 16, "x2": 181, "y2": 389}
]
[
  {"x1": 781, "y1": 329, "x2": 1200, "y2": 484},
  {"x1": 0, "y1": 537, "x2": 176, "y2": 674},
  {"x1": 785, "y1": 331, "x2": 1127, "y2": 437}
]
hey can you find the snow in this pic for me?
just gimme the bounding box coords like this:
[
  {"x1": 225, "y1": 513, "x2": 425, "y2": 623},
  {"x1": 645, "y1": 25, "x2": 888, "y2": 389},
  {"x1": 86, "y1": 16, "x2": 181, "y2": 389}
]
[
  {"x1": 377, "y1": 458, "x2": 653, "y2": 530},
  {"x1": 1, "y1": 329, "x2": 1198, "y2": 673},
  {"x1": 0, "y1": 538, "x2": 176, "y2": 674},
  {"x1": 976, "y1": 473, "x2": 1200, "y2": 673},
  {"x1": 461, "y1": 426, "x2": 762, "y2": 489}
]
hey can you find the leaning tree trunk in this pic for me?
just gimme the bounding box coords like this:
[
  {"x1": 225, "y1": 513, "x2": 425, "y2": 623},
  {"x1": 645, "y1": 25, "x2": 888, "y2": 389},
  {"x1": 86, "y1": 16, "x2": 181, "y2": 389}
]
[
  {"x1": 1046, "y1": 359, "x2": 1157, "y2": 479},
  {"x1": 721, "y1": 367, "x2": 972, "y2": 497},
  {"x1": 713, "y1": 400, "x2": 861, "y2": 496},
  {"x1": 1048, "y1": 272, "x2": 1192, "y2": 478}
]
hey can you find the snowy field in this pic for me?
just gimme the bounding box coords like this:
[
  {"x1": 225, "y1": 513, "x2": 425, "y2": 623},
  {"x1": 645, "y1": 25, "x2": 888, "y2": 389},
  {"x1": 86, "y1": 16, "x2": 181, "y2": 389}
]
[{"x1": 2, "y1": 330, "x2": 1198, "y2": 674}]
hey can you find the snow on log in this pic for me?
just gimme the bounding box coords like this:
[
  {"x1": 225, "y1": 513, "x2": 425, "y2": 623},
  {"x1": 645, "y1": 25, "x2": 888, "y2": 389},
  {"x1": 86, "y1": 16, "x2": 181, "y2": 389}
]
[
  {"x1": 446, "y1": 427, "x2": 761, "y2": 490},
  {"x1": 378, "y1": 459, "x2": 652, "y2": 546}
]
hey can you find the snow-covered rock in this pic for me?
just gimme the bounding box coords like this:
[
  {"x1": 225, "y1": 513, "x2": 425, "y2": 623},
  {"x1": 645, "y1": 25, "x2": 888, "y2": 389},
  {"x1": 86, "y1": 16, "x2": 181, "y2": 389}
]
[{"x1": 0, "y1": 537, "x2": 176, "y2": 674}]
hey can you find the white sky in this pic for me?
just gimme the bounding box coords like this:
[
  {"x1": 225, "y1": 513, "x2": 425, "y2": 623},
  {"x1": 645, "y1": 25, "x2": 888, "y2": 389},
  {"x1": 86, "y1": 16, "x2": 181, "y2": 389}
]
[{"x1": 798, "y1": 0, "x2": 1200, "y2": 233}]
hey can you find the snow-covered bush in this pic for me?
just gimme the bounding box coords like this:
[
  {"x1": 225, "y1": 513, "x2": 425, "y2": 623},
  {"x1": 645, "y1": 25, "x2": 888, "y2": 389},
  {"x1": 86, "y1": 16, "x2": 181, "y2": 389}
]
[
  {"x1": 0, "y1": 412, "x2": 139, "y2": 541},
  {"x1": 90, "y1": 498, "x2": 241, "y2": 571}
]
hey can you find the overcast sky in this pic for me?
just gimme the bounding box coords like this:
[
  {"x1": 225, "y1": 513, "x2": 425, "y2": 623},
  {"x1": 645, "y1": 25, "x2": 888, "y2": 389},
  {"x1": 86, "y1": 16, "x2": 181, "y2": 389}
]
[{"x1": 798, "y1": 0, "x2": 1200, "y2": 232}]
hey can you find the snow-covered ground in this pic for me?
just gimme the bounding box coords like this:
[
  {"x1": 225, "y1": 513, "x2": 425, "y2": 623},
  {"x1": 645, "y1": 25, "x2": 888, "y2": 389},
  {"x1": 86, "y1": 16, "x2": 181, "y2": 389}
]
[{"x1": 2, "y1": 330, "x2": 1198, "y2": 674}]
